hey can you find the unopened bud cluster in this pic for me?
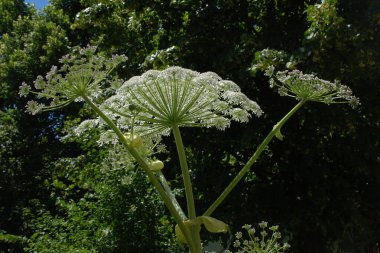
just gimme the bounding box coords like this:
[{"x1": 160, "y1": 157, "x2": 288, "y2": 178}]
[{"x1": 225, "y1": 222, "x2": 290, "y2": 253}]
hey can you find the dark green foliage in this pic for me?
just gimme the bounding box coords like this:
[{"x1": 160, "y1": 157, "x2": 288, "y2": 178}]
[
  {"x1": 0, "y1": 0, "x2": 28, "y2": 35},
  {"x1": 24, "y1": 150, "x2": 176, "y2": 252},
  {"x1": 0, "y1": 2, "x2": 72, "y2": 252}
]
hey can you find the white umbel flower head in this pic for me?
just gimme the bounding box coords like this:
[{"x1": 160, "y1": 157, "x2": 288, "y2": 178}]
[
  {"x1": 19, "y1": 46, "x2": 127, "y2": 114},
  {"x1": 266, "y1": 68, "x2": 360, "y2": 108},
  {"x1": 101, "y1": 66, "x2": 262, "y2": 136}
]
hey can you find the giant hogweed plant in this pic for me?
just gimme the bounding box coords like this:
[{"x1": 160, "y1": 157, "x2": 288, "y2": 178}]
[{"x1": 20, "y1": 47, "x2": 359, "y2": 253}]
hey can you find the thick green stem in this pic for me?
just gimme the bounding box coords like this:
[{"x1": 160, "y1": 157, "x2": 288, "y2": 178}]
[
  {"x1": 172, "y1": 124, "x2": 202, "y2": 253},
  {"x1": 204, "y1": 100, "x2": 306, "y2": 216},
  {"x1": 81, "y1": 95, "x2": 195, "y2": 250},
  {"x1": 172, "y1": 125, "x2": 197, "y2": 219},
  {"x1": 157, "y1": 171, "x2": 187, "y2": 220}
]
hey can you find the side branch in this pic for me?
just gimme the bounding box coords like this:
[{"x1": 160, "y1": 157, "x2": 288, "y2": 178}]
[{"x1": 204, "y1": 100, "x2": 306, "y2": 216}]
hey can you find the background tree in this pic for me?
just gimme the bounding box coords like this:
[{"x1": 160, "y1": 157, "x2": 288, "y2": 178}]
[{"x1": 0, "y1": 1, "x2": 71, "y2": 251}]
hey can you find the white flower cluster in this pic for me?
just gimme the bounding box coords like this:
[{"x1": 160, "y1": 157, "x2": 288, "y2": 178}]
[
  {"x1": 68, "y1": 116, "x2": 165, "y2": 157},
  {"x1": 225, "y1": 222, "x2": 290, "y2": 253},
  {"x1": 266, "y1": 68, "x2": 360, "y2": 108},
  {"x1": 19, "y1": 46, "x2": 127, "y2": 115},
  {"x1": 100, "y1": 66, "x2": 263, "y2": 136}
]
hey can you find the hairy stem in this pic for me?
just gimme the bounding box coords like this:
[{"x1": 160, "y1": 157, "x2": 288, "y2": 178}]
[{"x1": 204, "y1": 100, "x2": 306, "y2": 216}]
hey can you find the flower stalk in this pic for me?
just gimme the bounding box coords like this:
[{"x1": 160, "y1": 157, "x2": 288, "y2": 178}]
[
  {"x1": 172, "y1": 124, "x2": 202, "y2": 252},
  {"x1": 204, "y1": 99, "x2": 306, "y2": 216}
]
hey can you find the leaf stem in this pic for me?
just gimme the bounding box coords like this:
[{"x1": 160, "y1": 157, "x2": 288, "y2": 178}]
[{"x1": 204, "y1": 100, "x2": 306, "y2": 216}]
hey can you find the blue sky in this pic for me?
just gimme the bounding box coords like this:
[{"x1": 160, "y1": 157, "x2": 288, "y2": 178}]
[{"x1": 25, "y1": 0, "x2": 49, "y2": 10}]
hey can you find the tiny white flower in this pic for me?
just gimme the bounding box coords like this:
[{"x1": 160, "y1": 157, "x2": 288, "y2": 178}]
[
  {"x1": 26, "y1": 100, "x2": 42, "y2": 115},
  {"x1": 269, "y1": 225, "x2": 279, "y2": 231},
  {"x1": 283, "y1": 242, "x2": 291, "y2": 249},
  {"x1": 235, "y1": 231, "x2": 243, "y2": 239},
  {"x1": 242, "y1": 224, "x2": 251, "y2": 230},
  {"x1": 219, "y1": 80, "x2": 241, "y2": 92},
  {"x1": 19, "y1": 82, "x2": 31, "y2": 97},
  {"x1": 229, "y1": 108, "x2": 250, "y2": 123},
  {"x1": 97, "y1": 130, "x2": 118, "y2": 146},
  {"x1": 248, "y1": 228, "x2": 255, "y2": 235},
  {"x1": 33, "y1": 75, "x2": 46, "y2": 89},
  {"x1": 258, "y1": 221, "x2": 268, "y2": 229},
  {"x1": 273, "y1": 231, "x2": 281, "y2": 239},
  {"x1": 265, "y1": 65, "x2": 275, "y2": 77},
  {"x1": 74, "y1": 119, "x2": 99, "y2": 136},
  {"x1": 222, "y1": 91, "x2": 248, "y2": 105},
  {"x1": 204, "y1": 116, "x2": 231, "y2": 131}
]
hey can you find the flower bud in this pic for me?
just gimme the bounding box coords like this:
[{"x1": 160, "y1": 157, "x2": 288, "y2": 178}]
[
  {"x1": 124, "y1": 133, "x2": 143, "y2": 148},
  {"x1": 150, "y1": 160, "x2": 164, "y2": 171}
]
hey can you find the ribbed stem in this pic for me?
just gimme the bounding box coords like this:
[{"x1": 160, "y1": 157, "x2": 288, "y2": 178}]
[
  {"x1": 204, "y1": 100, "x2": 306, "y2": 216},
  {"x1": 172, "y1": 124, "x2": 202, "y2": 253},
  {"x1": 81, "y1": 95, "x2": 195, "y2": 250},
  {"x1": 157, "y1": 171, "x2": 187, "y2": 220}
]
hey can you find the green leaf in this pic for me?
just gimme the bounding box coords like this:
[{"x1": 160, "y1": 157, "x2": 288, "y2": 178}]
[
  {"x1": 196, "y1": 216, "x2": 229, "y2": 233},
  {"x1": 175, "y1": 217, "x2": 228, "y2": 244}
]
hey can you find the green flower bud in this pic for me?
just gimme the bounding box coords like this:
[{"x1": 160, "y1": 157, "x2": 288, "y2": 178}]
[
  {"x1": 124, "y1": 133, "x2": 143, "y2": 148},
  {"x1": 149, "y1": 160, "x2": 164, "y2": 171}
]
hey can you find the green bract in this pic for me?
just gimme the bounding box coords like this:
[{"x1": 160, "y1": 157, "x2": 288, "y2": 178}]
[
  {"x1": 101, "y1": 66, "x2": 263, "y2": 136},
  {"x1": 266, "y1": 67, "x2": 360, "y2": 108}
]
